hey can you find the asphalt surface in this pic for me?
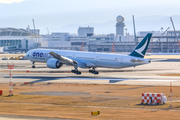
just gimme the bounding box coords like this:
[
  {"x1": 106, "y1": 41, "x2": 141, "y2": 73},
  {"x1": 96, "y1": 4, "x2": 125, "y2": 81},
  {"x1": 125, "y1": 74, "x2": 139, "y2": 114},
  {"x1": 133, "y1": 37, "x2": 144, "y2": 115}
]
[
  {"x1": 1, "y1": 59, "x2": 180, "y2": 119},
  {"x1": 0, "y1": 72, "x2": 180, "y2": 86},
  {"x1": 1, "y1": 59, "x2": 180, "y2": 86}
]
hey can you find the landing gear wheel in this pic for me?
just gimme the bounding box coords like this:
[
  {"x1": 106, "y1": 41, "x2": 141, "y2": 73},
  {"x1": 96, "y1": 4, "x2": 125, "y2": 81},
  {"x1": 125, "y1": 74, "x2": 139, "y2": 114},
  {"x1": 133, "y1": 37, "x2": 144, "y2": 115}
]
[
  {"x1": 71, "y1": 68, "x2": 81, "y2": 75},
  {"x1": 94, "y1": 71, "x2": 99, "y2": 75},
  {"x1": 89, "y1": 68, "x2": 99, "y2": 75},
  {"x1": 32, "y1": 61, "x2": 35, "y2": 68},
  {"x1": 77, "y1": 71, "x2": 81, "y2": 75},
  {"x1": 74, "y1": 70, "x2": 78, "y2": 74},
  {"x1": 71, "y1": 70, "x2": 75, "y2": 73},
  {"x1": 89, "y1": 70, "x2": 93, "y2": 73}
]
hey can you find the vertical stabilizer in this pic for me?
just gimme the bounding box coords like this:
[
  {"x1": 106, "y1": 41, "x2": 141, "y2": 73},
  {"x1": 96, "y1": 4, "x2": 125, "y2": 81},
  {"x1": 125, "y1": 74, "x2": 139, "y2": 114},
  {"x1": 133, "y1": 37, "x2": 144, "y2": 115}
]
[{"x1": 130, "y1": 33, "x2": 152, "y2": 58}]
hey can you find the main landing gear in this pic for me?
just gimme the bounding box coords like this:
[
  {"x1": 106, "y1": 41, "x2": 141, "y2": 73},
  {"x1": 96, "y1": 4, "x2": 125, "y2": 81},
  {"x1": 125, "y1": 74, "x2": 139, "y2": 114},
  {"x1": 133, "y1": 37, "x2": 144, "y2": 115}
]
[
  {"x1": 89, "y1": 68, "x2": 99, "y2": 75},
  {"x1": 32, "y1": 61, "x2": 35, "y2": 68},
  {"x1": 71, "y1": 68, "x2": 81, "y2": 75}
]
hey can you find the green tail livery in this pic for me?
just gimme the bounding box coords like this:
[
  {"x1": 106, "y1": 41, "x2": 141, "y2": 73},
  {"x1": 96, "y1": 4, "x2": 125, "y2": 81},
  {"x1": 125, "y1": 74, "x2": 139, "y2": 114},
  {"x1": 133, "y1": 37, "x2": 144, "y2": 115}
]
[{"x1": 130, "y1": 33, "x2": 152, "y2": 58}]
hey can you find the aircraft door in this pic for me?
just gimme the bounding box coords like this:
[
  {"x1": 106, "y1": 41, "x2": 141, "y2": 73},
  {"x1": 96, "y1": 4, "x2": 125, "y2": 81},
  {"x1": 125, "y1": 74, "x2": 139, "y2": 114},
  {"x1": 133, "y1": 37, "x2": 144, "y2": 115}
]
[
  {"x1": 73, "y1": 54, "x2": 76, "y2": 58},
  {"x1": 120, "y1": 58, "x2": 123, "y2": 64},
  {"x1": 117, "y1": 58, "x2": 123, "y2": 64},
  {"x1": 30, "y1": 51, "x2": 34, "y2": 57},
  {"x1": 96, "y1": 56, "x2": 99, "y2": 62}
]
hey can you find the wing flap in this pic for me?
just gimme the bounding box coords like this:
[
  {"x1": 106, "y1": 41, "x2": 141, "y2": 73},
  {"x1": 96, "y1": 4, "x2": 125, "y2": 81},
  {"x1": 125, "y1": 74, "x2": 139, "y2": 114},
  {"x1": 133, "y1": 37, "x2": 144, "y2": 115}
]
[
  {"x1": 49, "y1": 52, "x2": 77, "y2": 65},
  {"x1": 49, "y1": 52, "x2": 96, "y2": 68}
]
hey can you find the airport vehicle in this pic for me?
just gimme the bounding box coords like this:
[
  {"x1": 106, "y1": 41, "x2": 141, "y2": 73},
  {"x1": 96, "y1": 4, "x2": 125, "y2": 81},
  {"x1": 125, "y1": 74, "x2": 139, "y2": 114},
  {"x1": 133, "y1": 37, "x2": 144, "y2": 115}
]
[
  {"x1": 2, "y1": 57, "x2": 8, "y2": 60},
  {"x1": 25, "y1": 33, "x2": 152, "y2": 75},
  {"x1": 9, "y1": 55, "x2": 25, "y2": 60}
]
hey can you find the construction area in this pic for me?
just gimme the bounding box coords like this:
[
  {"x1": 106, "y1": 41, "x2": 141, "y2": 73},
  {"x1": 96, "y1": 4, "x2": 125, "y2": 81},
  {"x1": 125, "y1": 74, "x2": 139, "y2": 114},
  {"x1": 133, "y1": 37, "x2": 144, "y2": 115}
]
[{"x1": 88, "y1": 17, "x2": 180, "y2": 53}]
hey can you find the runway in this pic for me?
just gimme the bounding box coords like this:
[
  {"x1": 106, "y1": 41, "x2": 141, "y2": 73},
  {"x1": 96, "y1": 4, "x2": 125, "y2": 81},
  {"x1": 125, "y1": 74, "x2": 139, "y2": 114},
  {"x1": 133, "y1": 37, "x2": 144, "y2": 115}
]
[
  {"x1": 1, "y1": 72, "x2": 180, "y2": 86},
  {"x1": 0, "y1": 59, "x2": 180, "y2": 86}
]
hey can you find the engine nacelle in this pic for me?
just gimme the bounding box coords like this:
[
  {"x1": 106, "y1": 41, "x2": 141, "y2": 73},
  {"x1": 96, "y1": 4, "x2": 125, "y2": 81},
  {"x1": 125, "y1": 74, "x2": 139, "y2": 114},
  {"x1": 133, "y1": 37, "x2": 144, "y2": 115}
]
[{"x1": 47, "y1": 59, "x2": 63, "y2": 69}]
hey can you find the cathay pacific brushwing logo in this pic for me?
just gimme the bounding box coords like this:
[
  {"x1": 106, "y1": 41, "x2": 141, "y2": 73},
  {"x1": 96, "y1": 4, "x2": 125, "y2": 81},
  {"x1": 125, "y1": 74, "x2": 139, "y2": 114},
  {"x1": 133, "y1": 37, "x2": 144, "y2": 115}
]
[{"x1": 135, "y1": 38, "x2": 148, "y2": 56}]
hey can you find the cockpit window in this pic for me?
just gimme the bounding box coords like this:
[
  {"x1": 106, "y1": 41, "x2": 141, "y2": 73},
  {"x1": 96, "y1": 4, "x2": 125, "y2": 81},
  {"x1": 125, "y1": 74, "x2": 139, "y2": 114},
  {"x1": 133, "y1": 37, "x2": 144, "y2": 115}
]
[{"x1": 26, "y1": 50, "x2": 32, "y2": 57}]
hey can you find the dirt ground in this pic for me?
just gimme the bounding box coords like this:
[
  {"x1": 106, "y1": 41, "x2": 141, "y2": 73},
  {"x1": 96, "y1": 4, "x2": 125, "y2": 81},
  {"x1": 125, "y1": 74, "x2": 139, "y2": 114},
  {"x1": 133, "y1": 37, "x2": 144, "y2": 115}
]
[{"x1": 0, "y1": 83, "x2": 180, "y2": 120}]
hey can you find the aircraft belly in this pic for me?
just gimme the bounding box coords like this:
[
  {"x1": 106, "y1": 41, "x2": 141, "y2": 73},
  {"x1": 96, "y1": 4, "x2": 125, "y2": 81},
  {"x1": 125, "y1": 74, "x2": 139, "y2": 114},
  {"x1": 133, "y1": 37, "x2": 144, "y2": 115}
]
[
  {"x1": 93, "y1": 60, "x2": 120, "y2": 68},
  {"x1": 30, "y1": 58, "x2": 47, "y2": 63}
]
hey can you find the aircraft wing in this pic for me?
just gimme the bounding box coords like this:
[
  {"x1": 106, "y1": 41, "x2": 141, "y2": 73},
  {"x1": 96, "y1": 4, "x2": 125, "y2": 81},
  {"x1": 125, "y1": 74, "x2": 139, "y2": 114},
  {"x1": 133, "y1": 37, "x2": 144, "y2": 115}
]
[
  {"x1": 49, "y1": 52, "x2": 77, "y2": 66},
  {"x1": 49, "y1": 52, "x2": 95, "y2": 68}
]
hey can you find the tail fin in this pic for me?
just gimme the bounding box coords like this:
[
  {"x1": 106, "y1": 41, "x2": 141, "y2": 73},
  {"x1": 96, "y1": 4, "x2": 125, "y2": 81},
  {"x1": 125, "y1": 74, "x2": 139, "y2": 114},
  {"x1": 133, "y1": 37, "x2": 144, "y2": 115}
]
[{"x1": 130, "y1": 33, "x2": 152, "y2": 58}]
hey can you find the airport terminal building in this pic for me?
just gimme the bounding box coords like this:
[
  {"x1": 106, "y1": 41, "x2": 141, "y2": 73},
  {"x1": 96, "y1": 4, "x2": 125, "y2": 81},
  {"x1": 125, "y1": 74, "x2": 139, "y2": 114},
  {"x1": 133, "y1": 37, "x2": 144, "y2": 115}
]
[
  {"x1": 1, "y1": 15, "x2": 180, "y2": 53},
  {"x1": 0, "y1": 28, "x2": 38, "y2": 52}
]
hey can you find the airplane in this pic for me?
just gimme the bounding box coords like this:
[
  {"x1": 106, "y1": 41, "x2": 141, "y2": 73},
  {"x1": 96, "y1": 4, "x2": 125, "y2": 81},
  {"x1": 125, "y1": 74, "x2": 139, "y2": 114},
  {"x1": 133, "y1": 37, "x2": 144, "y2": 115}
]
[{"x1": 24, "y1": 33, "x2": 152, "y2": 75}]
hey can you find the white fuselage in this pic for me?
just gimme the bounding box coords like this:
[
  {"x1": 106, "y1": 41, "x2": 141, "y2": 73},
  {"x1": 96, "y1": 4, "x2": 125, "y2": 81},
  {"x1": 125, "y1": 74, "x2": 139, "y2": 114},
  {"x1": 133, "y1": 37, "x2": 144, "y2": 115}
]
[{"x1": 25, "y1": 49, "x2": 150, "y2": 69}]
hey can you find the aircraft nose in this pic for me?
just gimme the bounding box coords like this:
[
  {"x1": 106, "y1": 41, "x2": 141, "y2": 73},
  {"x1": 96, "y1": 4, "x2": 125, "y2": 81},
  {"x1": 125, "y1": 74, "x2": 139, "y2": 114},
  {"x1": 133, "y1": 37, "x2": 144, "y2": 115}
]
[
  {"x1": 24, "y1": 53, "x2": 28, "y2": 59},
  {"x1": 24, "y1": 54, "x2": 27, "y2": 59}
]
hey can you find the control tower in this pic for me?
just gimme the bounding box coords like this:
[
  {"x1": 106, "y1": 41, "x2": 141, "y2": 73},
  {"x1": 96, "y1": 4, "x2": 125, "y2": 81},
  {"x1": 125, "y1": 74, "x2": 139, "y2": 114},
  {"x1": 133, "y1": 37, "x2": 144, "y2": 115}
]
[{"x1": 116, "y1": 15, "x2": 125, "y2": 36}]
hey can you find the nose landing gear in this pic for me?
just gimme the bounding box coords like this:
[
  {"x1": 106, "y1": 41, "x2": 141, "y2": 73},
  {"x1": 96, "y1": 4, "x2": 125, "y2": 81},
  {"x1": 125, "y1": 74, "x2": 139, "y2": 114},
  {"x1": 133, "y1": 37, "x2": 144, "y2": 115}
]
[{"x1": 32, "y1": 61, "x2": 35, "y2": 68}]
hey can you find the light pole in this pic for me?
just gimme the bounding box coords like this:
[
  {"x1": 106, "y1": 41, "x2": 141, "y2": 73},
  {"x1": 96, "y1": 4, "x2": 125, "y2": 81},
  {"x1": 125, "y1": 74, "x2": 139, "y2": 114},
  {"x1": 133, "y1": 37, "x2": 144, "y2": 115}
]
[{"x1": 125, "y1": 28, "x2": 128, "y2": 53}]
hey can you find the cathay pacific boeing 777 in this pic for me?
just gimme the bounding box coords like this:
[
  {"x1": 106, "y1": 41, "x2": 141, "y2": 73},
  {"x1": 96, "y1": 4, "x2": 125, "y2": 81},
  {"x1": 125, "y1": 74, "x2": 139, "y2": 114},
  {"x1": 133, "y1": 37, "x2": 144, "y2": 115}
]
[{"x1": 25, "y1": 33, "x2": 152, "y2": 75}]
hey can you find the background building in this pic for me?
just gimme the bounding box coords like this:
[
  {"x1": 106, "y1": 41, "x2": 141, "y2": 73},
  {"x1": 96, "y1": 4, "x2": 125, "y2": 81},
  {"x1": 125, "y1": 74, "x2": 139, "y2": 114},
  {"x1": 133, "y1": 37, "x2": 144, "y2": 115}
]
[
  {"x1": 41, "y1": 32, "x2": 71, "y2": 49},
  {"x1": 116, "y1": 15, "x2": 125, "y2": 36},
  {"x1": 78, "y1": 27, "x2": 94, "y2": 37},
  {"x1": 0, "y1": 28, "x2": 38, "y2": 52},
  {"x1": 1, "y1": 15, "x2": 180, "y2": 53}
]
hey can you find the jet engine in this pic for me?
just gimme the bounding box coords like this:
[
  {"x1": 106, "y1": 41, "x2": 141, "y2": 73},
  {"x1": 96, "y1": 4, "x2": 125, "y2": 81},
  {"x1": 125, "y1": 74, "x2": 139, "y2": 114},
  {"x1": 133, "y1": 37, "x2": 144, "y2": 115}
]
[{"x1": 47, "y1": 59, "x2": 63, "y2": 69}]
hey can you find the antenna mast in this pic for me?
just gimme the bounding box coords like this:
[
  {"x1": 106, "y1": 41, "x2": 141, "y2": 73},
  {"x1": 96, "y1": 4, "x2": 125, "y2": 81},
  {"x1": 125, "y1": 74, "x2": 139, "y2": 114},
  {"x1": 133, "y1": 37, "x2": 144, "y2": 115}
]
[
  {"x1": 32, "y1": 19, "x2": 38, "y2": 42},
  {"x1": 132, "y1": 15, "x2": 137, "y2": 46},
  {"x1": 170, "y1": 17, "x2": 178, "y2": 42}
]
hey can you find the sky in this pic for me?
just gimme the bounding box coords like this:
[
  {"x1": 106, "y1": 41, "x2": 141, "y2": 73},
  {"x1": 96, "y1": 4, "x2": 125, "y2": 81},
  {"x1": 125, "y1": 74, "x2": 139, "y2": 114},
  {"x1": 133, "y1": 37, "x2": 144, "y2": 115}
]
[
  {"x1": 0, "y1": 0, "x2": 26, "y2": 4},
  {"x1": 0, "y1": 0, "x2": 180, "y2": 34},
  {"x1": 1, "y1": 0, "x2": 179, "y2": 17}
]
